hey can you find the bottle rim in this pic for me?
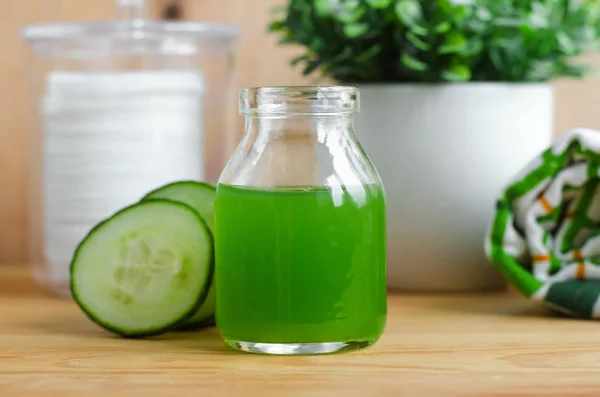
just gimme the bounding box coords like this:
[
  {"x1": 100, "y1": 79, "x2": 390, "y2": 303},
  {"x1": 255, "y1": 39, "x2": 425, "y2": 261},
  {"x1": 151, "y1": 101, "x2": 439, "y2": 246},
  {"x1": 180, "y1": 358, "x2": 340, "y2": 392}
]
[{"x1": 239, "y1": 86, "x2": 359, "y2": 116}]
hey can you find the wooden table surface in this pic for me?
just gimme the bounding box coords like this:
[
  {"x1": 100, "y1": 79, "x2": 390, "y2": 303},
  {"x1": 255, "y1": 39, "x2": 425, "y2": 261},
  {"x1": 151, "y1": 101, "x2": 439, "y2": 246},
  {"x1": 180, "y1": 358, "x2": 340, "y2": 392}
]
[{"x1": 1, "y1": 265, "x2": 600, "y2": 397}]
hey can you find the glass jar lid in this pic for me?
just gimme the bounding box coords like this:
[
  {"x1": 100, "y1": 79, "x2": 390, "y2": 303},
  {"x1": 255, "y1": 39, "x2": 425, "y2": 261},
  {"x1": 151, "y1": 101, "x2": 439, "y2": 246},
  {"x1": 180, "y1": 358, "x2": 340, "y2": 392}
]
[{"x1": 22, "y1": 0, "x2": 240, "y2": 57}]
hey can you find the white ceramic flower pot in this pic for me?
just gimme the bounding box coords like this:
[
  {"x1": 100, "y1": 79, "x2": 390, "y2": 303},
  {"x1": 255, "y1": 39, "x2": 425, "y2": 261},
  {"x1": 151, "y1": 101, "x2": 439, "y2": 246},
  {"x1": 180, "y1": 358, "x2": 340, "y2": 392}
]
[{"x1": 354, "y1": 83, "x2": 554, "y2": 291}]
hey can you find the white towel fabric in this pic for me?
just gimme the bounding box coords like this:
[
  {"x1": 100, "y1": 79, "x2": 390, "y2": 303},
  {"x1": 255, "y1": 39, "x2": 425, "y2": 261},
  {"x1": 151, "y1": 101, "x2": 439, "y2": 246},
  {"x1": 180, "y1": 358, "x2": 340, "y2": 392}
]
[{"x1": 486, "y1": 128, "x2": 600, "y2": 319}]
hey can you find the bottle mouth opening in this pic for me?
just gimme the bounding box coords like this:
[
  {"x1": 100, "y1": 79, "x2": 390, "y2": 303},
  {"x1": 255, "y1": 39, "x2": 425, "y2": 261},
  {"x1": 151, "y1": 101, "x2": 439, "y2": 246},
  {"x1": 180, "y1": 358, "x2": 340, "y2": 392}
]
[{"x1": 239, "y1": 86, "x2": 359, "y2": 116}]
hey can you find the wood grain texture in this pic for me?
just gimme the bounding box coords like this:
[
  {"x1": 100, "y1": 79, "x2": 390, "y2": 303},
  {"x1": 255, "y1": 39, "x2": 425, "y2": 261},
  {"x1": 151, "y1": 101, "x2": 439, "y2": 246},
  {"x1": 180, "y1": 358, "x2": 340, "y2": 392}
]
[
  {"x1": 1, "y1": 265, "x2": 600, "y2": 396},
  {"x1": 1, "y1": 0, "x2": 600, "y2": 263}
]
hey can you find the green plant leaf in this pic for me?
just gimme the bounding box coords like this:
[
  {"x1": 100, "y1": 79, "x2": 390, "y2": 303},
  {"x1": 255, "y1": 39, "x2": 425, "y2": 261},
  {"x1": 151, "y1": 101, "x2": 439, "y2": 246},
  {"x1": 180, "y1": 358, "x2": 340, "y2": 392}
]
[
  {"x1": 332, "y1": 46, "x2": 354, "y2": 63},
  {"x1": 310, "y1": 37, "x2": 327, "y2": 52},
  {"x1": 409, "y1": 24, "x2": 429, "y2": 36},
  {"x1": 366, "y1": 0, "x2": 392, "y2": 9},
  {"x1": 526, "y1": 60, "x2": 554, "y2": 81},
  {"x1": 300, "y1": 5, "x2": 312, "y2": 29},
  {"x1": 519, "y1": 23, "x2": 536, "y2": 40},
  {"x1": 291, "y1": 54, "x2": 310, "y2": 67},
  {"x1": 303, "y1": 59, "x2": 324, "y2": 76},
  {"x1": 395, "y1": 0, "x2": 422, "y2": 24},
  {"x1": 450, "y1": 5, "x2": 469, "y2": 22},
  {"x1": 467, "y1": 19, "x2": 487, "y2": 33},
  {"x1": 401, "y1": 53, "x2": 428, "y2": 71},
  {"x1": 336, "y1": 2, "x2": 366, "y2": 23},
  {"x1": 529, "y1": 2, "x2": 549, "y2": 29},
  {"x1": 344, "y1": 0, "x2": 361, "y2": 10},
  {"x1": 556, "y1": 31, "x2": 576, "y2": 55},
  {"x1": 570, "y1": 26, "x2": 597, "y2": 43},
  {"x1": 315, "y1": 0, "x2": 332, "y2": 17},
  {"x1": 561, "y1": 62, "x2": 598, "y2": 78},
  {"x1": 495, "y1": 17, "x2": 522, "y2": 27},
  {"x1": 268, "y1": 21, "x2": 285, "y2": 32},
  {"x1": 343, "y1": 23, "x2": 369, "y2": 38},
  {"x1": 395, "y1": 0, "x2": 427, "y2": 35},
  {"x1": 278, "y1": 37, "x2": 298, "y2": 45},
  {"x1": 355, "y1": 44, "x2": 383, "y2": 62},
  {"x1": 434, "y1": 21, "x2": 452, "y2": 34},
  {"x1": 476, "y1": 7, "x2": 492, "y2": 21},
  {"x1": 267, "y1": 0, "x2": 600, "y2": 82},
  {"x1": 442, "y1": 64, "x2": 471, "y2": 82},
  {"x1": 489, "y1": 48, "x2": 504, "y2": 71},
  {"x1": 407, "y1": 31, "x2": 431, "y2": 51},
  {"x1": 439, "y1": 31, "x2": 467, "y2": 54},
  {"x1": 463, "y1": 38, "x2": 484, "y2": 56}
]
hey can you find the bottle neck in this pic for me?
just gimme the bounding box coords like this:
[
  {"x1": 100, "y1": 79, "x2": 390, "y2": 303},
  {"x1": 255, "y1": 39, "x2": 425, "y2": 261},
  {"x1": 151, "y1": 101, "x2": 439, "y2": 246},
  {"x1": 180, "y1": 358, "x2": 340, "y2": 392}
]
[
  {"x1": 221, "y1": 110, "x2": 381, "y2": 188},
  {"x1": 237, "y1": 114, "x2": 359, "y2": 187},
  {"x1": 245, "y1": 114, "x2": 355, "y2": 143}
]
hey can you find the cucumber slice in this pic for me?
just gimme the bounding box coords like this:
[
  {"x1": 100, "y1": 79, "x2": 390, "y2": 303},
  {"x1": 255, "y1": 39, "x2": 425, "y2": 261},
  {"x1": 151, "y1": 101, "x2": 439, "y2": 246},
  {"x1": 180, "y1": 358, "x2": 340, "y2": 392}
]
[
  {"x1": 142, "y1": 181, "x2": 215, "y2": 230},
  {"x1": 142, "y1": 181, "x2": 216, "y2": 328},
  {"x1": 70, "y1": 199, "x2": 213, "y2": 338}
]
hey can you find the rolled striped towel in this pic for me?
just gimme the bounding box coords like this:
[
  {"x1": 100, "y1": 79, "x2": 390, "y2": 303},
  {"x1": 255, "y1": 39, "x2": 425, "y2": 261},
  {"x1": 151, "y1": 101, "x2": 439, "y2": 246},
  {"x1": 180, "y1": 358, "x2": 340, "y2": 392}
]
[{"x1": 486, "y1": 128, "x2": 600, "y2": 319}]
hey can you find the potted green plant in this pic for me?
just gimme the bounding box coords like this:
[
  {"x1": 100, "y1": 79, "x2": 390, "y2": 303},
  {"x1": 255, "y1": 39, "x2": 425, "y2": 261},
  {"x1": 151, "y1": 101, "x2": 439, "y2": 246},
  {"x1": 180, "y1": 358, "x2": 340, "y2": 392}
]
[{"x1": 270, "y1": 0, "x2": 600, "y2": 291}]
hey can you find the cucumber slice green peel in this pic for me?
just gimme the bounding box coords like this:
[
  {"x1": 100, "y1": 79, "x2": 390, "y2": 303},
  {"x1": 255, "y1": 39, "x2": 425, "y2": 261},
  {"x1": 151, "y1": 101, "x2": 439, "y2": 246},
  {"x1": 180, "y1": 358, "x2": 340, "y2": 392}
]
[
  {"x1": 142, "y1": 181, "x2": 216, "y2": 328},
  {"x1": 142, "y1": 181, "x2": 215, "y2": 230},
  {"x1": 70, "y1": 199, "x2": 214, "y2": 338}
]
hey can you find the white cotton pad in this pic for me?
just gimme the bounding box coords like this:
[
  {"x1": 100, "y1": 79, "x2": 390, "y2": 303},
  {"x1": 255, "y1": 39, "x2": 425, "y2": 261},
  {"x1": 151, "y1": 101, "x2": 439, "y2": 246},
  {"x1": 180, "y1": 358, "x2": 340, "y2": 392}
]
[{"x1": 41, "y1": 70, "x2": 205, "y2": 285}]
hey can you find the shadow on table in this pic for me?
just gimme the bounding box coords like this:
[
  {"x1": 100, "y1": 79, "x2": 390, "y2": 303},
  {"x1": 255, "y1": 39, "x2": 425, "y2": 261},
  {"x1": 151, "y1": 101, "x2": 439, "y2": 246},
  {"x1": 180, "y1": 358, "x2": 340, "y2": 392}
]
[{"x1": 21, "y1": 312, "x2": 236, "y2": 354}]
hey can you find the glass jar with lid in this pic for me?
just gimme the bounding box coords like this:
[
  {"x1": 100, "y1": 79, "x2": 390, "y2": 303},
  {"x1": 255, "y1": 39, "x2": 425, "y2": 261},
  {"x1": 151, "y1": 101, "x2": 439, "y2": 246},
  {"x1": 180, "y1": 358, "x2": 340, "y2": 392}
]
[{"x1": 22, "y1": 0, "x2": 239, "y2": 296}]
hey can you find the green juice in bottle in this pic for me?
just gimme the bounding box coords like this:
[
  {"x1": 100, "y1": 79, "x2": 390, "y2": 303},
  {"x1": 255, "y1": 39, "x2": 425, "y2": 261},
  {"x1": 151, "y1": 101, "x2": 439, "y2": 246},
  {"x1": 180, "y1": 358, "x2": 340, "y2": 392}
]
[{"x1": 215, "y1": 183, "x2": 386, "y2": 346}]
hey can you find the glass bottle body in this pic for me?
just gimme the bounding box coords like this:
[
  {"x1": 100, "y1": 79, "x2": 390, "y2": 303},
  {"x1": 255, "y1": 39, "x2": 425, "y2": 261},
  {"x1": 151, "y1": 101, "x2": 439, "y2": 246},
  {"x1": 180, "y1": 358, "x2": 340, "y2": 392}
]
[{"x1": 215, "y1": 87, "x2": 386, "y2": 355}]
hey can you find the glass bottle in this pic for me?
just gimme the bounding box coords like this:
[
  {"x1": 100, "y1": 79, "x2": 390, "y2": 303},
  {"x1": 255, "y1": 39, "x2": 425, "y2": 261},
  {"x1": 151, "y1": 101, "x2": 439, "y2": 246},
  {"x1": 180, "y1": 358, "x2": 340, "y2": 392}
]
[{"x1": 215, "y1": 86, "x2": 387, "y2": 355}]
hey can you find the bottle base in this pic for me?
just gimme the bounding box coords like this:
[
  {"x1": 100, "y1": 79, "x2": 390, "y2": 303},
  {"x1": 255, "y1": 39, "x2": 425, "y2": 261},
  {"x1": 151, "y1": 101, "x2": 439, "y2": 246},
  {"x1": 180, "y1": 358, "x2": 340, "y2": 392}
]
[{"x1": 225, "y1": 339, "x2": 376, "y2": 355}]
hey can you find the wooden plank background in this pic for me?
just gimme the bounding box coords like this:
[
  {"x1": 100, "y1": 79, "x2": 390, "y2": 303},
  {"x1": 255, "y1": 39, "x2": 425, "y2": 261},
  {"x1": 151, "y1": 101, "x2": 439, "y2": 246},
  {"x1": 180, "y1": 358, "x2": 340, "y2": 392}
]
[{"x1": 1, "y1": 0, "x2": 599, "y2": 263}]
